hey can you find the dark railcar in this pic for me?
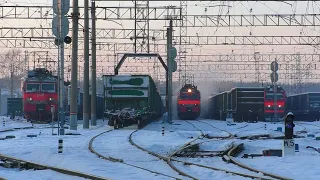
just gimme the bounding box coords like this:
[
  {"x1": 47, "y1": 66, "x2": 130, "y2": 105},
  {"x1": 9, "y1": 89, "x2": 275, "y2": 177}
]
[
  {"x1": 230, "y1": 87, "x2": 265, "y2": 122},
  {"x1": 286, "y1": 92, "x2": 320, "y2": 121},
  {"x1": 77, "y1": 93, "x2": 104, "y2": 120},
  {"x1": 207, "y1": 91, "x2": 229, "y2": 120},
  {"x1": 7, "y1": 98, "x2": 23, "y2": 118}
]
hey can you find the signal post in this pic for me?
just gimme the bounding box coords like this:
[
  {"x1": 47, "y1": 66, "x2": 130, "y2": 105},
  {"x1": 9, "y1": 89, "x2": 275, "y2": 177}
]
[
  {"x1": 283, "y1": 112, "x2": 296, "y2": 156},
  {"x1": 270, "y1": 60, "x2": 279, "y2": 123},
  {"x1": 166, "y1": 19, "x2": 177, "y2": 123},
  {"x1": 52, "y1": 0, "x2": 72, "y2": 135}
]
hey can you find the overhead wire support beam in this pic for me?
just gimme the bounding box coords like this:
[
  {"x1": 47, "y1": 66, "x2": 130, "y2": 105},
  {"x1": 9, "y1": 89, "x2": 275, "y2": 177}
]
[
  {"x1": 3, "y1": 27, "x2": 320, "y2": 45},
  {"x1": 178, "y1": 36, "x2": 320, "y2": 45},
  {"x1": 192, "y1": 72, "x2": 320, "y2": 80},
  {"x1": 2, "y1": 31, "x2": 320, "y2": 46},
  {"x1": 99, "y1": 63, "x2": 319, "y2": 72},
  {"x1": 15, "y1": 53, "x2": 320, "y2": 64},
  {"x1": 2, "y1": 5, "x2": 319, "y2": 27},
  {"x1": 1, "y1": 36, "x2": 320, "y2": 50},
  {"x1": 94, "y1": 0, "x2": 314, "y2": 1},
  {"x1": 0, "y1": 6, "x2": 182, "y2": 20},
  {"x1": 173, "y1": 14, "x2": 320, "y2": 27},
  {"x1": 0, "y1": 27, "x2": 168, "y2": 40}
]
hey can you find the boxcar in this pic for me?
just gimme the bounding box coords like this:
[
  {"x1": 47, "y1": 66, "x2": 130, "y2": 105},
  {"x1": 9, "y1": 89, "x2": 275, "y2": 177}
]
[
  {"x1": 286, "y1": 92, "x2": 320, "y2": 121},
  {"x1": 207, "y1": 91, "x2": 229, "y2": 120},
  {"x1": 230, "y1": 87, "x2": 265, "y2": 122},
  {"x1": 77, "y1": 93, "x2": 104, "y2": 120},
  {"x1": 103, "y1": 75, "x2": 164, "y2": 128}
]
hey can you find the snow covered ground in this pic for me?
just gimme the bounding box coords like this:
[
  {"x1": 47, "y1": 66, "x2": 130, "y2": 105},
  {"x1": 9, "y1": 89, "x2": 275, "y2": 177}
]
[
  {"x1": 0, "y1": 117, "x2": 320, "y2": 180},
  {"x1": 0, "y1": 167, "x2": 86, "y2": 180}
]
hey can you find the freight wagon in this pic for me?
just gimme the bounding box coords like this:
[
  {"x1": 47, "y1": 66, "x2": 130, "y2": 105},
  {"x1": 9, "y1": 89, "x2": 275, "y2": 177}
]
[
  {"x1": 230, "y1": 87, "x2": 265, "y2": 122},
  {"x1": 103, "y1": 75, "x2": 164, "y2": 129},
  {"x1": 207, "y1": 92, "x2": 229, "y2": 120},
  {"x1": 76, "y1": 93, "x2": 104, "y2": 120},
  {"x1": 7, "y1": 98, "x2": 23, "y2": 119},
  {"x1": 286, "y1": 92, "x2": 320, "y2": 121}
]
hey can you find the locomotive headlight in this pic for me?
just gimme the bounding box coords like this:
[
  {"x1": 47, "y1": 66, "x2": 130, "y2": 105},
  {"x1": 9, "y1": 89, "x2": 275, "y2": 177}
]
[
  {"x1": 268, "y1": 105, "x2": 271, "y2": 107},
  {"x1": 279, "y1": 105, "x2": 282, "y2": 107},
  {"x1": 49, "y1": 98, "x2": 54, "y2": 101},
  {"x1": 187, "y1": 89, "x2": 192, "y2": 93},
  {"x1": 27, "y1": 97, "x2": 32, "y2": 101}
]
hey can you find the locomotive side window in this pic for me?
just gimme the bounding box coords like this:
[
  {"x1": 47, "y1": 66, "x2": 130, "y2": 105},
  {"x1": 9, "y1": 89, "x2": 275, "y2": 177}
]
[
  {"x1": 26, "y1": 83, "x2": 40, "y2": 92},
  {"x1": 42, "y1": 83, "x2": 55, "y2": 92}
]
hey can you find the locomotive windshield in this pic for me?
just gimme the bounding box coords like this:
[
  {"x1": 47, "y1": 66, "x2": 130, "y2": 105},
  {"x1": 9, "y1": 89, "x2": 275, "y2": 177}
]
[
  {"x1": 179, "y1": 93, "x2": 200, "y2": 100},
  {"x1": 266, "y1": 93, "x2": 283, "y2": 100},
  {"x1": 26, "y1": 83, "x2": 40, "y2": 92},
  {"x1": 42, "y1": 83, "x2": 55, "y2": 92}
]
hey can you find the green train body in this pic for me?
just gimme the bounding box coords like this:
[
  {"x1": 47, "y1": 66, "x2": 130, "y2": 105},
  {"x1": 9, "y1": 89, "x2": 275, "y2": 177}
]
[{"x1": 103, "y1": 75, "x2": 164, "y2": 128}]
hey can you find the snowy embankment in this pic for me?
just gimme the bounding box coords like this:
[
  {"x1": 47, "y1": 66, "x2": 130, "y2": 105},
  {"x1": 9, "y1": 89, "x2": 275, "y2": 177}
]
[
  {"x1": 131, "y1": 120, "x2": 202, "y2": 156},
  {"x1": 201, "y1": 120, "x2": 320, "y2": 180},
  {"x1": 92, "y1": 128, "x2": 185, "y2": 179},
  {"x1": 0, "y1": 119, "x2": 174, "y2": 180},
  {"x1": 236, "y1": 138, "x2": 320, "y2": 180},
  {"x1": 0, "y1": 116, "x2": 33, "y2": 132}
]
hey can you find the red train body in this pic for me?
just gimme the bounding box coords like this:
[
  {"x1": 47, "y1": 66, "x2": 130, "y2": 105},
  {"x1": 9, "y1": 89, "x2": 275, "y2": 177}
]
[
  {"x1": 264, "y1": 85, "x2": 286, "y2": 121},
  {"x1": 177, "y1": 84, "x2": 201, "y2": 120},
  {"x1": 22, "y1": 68, "x2": 62, "y2": 122}
]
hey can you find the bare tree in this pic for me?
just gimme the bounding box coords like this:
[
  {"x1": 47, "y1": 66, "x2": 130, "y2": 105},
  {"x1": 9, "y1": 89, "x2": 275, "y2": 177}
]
[{"x1": 0, "y1": 49, "x2": 25, "y2": 97}]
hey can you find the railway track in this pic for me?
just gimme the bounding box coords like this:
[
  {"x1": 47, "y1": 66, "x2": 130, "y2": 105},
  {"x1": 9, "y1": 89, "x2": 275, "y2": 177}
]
[
  {"x1": 88, "y1": 127, "x2": 184, "y2": 180},
  {"x1": 0, "y1": 153, "x2": 109, "y2": 180},
  {"x1": 128, "y1": 120, "x2": 206, "y2": 180},
  {"x1": 172, "y1": 120, "x2": 292, "y2": 180},
  {"x1": 128, "y1": 120, "x2": 276, "y2": 179}
]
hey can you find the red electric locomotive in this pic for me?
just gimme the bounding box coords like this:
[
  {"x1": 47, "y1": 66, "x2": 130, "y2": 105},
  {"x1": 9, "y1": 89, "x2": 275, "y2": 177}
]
[
  {"x1": 22, "y1": 68, "x2": 61, "y2": 122},
  {"x1": 177, "y1": 84, "x2": 201, "y2": 120},
  {"x1": 264, "y1": 85, "x2": 287, "y2": 121}
]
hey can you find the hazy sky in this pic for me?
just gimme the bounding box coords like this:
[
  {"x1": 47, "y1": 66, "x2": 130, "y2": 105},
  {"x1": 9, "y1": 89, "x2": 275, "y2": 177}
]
[{"x1": 1, "y1": 0, "x2": 319, "y2": 83}]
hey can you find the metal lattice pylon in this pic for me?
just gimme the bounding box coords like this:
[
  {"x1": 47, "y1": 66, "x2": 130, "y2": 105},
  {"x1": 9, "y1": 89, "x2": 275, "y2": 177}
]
[
  {"x1": 179, "y1": 1, "x2": 187, "y2": 85},
  {"x1": 134, "y1": 1, "x2": 150, "y2": 53}
]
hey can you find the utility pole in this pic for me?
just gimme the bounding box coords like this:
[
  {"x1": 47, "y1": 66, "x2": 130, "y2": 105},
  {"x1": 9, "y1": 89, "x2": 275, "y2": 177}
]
[
  {"x1": 24, "y1": 51, "x2": 28, "y2": 74},
  {"x1": 58, "y1": 0, "x2": 66, "y2": 135},
  {"x1": 167, "y1": 20, "x2": 173, "y2": 123},
  {"x1": 83, "y1": 0, "x2": 90, "y2": 129},
  {"x1": 70, "y1": 0, "x2": 79, "y2": 131},
  {"x1": 91, "y1": 0, "x2": 97, "y2": 126},
  {"x1": 10, "y1": 63, "x2": 14, "y2": 98}
]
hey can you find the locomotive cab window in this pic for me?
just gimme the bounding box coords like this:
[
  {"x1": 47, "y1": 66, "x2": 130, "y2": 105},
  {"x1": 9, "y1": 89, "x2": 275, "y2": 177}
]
[
  {"x1": 42, "y1": 83, "x2": 55, "y2": 92},
  {"x1": 26, "y1": 83, "x2": 40, "y2": 92},
  {"x1": 266, "y1": 93, "x2": 283, "y2": 100},
  {"x1": 179, "y1": 93, "x2": 200, "y2": 100}
]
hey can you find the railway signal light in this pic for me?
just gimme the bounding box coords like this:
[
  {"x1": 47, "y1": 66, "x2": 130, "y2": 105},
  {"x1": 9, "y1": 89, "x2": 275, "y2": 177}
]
[
  {"x1": 171, "y1": 47, "x2": 177, "y2": 72},
  {"x1": 284, "y1": 112, "x2": 295, "y2": 139},
  {"x1": 64, "y1": 36, "x2": 72, "y2": 44}
]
